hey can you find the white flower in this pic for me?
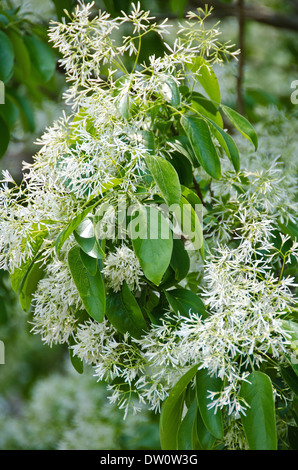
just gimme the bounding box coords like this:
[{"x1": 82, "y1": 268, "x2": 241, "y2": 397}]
[{"x1": 102, "y1": 244, "x2": 144, "y2": 292}]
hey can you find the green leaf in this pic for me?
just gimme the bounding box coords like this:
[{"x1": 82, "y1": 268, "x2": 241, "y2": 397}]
[
  {"x1": 221, "y1": 104, "x2": 258, "y2": 151},
  {"x1": 288, "y1": 426, "x2": 298, "y2": 450},
  {"x1": 170, "y1": 238, "x2": 190, "y2": 282},
  {"x1": 10, "y1": 225, "x2": 47, "y2": 293},
  {"x1": 80, "y1": 250, "x2": 98, "y2": 276},
  {"x1": 68, "y1": 335, "x2": 84, "y2": 374},
  {"x1": 240, "y1": 371, "x2": 277, "y2": 450},
  {"x1": 0, "y1": 93, "x2": 19, "y2": 129},
  {"x1": 0, "y1": 115, "x2": 10, "y2": 159},
  {"x1": 68, "y1": 245, "x2": 105, "y2": 323},
  {"x1": 55, "y1": 202, "x2": 99, "y2": 255},
  {"x1": 177, "y1": 399, "x2": 197, "y2": 450},
  {"x1": 208, "y1": 119, "x2": 240, "y2": 173},
  {"x1": 191, "y1": 93, "x2": 223, "y2": 128},
  {"x1": 165, "y1": 287, "x2": 206, "y2": 319},
  {"x1": 190, "y1": 57, "x2": 221, "y2": 104},
  {"x1": 9, "y1": 91, "x2": 35, "y2": 133},
  {"x1": 172, "y1": 196, "x2": 204, "y2": 251},
  {"x1": 181, "y1": 115, "x2": 221, "y2": 180},
  {"x1": 160, "y1": 76, "x2": 180, "y2": 107},
  {"x1": 194, "y1": 406, "x2": 216, "y2": 450},
  {"x1": 181, "y1": 185, "x2": 202, "y2": 207},
  {"x1": 160, "y1": 365, "x2": 198, "y2": 450},
  {"x1": 138, "y1": 130, "x2": 155, "y2": 155},
  {"x1": 131, "y1": 205, "x2": 173, "y2": 286},
  {"x1": 168, "y1": 135, "x2": 198, "y2": 168},
  {"x1": 0, "y1": 30, "x2": 14, "y2": 83},
  {"x1": 23, "y1": 34, "x2": 56, "y2": 83},
  {"x1": 281, "y1": 320, "x2": 298, "y2": 362},
  {"x1": 105, "y1": 282, "x2": 147, "y2": 339},
  {"x1": 7, "y1": 29, "x2": 31, "y2": 80},
  {"x1": 74, "y1": 217, "x2": 105, "y2": 259},
  {"x1": 196, "y1": 369, "x2": 224, "y2": 440},
  {"x1": 146, "y1": 155, "x2": 181, "y2": 207},
  {"x1": 280, "y1": 365, "x2": 298, "y2": 396},
  {"x1": 19, "y1": 254, "x2": 46, "y2": 312},
  {"x1": 166, "y1": 152, "x2": 193, "y2": 187}
]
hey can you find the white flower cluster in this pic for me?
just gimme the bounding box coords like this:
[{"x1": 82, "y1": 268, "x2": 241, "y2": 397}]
[{"x1": 102, "y1": 245, "x2": 144, "y2": 292}]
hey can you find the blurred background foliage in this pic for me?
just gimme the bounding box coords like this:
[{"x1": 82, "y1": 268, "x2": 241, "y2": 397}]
[{"x1": 0, "y1": 0, "x2": 297, "y2": 450}]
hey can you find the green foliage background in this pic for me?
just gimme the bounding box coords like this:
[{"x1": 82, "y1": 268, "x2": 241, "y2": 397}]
[{"x1": 0, "y1": 0, "x2": 297, "y2": 450}]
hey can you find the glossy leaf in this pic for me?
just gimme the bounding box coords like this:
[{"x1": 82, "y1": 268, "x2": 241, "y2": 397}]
[
  {"x1": 0, "y1": 30, "x2": 14, "y2": 82},
  {"x1": 106, "y1": 282, "x2": 147, "y2": 339},
  {"x1": 19, "y1": 254, "x2": 46, "y2": 312},
  {"x1": 208, "y1": 119, "x2": 240, "y2": 173},
  {"x1": 68, "y1": 335, "x2": 84, "y2": 374},
  {"x1": 195, "y1": 405, "x2": 216, "y2": 450},
  {"x1": 160, "y1": 76, "x2": 180, "y2": 107},
  {"x1": 131, "y1": 205, "x2": 173, "y2": 286},
  {"x1": 168, "y1": 135, "x2": 198, "y2": 168},
  {"x1": 55, "y1": 202, "x2": 100, "y2": 255},
  {"x1": 172, "y1": 196, "x2": 203, "y2": 251},
  {"x1": 167, "y1": 152, "x2": 193, "y2": 187},
  {"x1": 7, "y1": 29, "x2": 31, "y2": 79},
  {"x1": 196, "y1": 369, "x2": 224, "y2": 440},
  {"x1": 281, "y1": 320, "x2": 298, "y2": 362},
  {"x1": 138, "y1": 130, "x2": 155, "y2": 155},
  {"x1": 240, "y1": 371, "x2": 277, "y2": 450},
  {"x1": 191, "y1": 94, "x2": 223, "y2": 128},
  {"x1": 0, "y1": 94, "x2": 19, "y2": 129},
  {"x1": 190, "y1": 56, "x2": 221, "y2": 104},
  {"x1": 280, "y1": 365, "x2": 298, "y2": 396},
  {"x1": 74, "y1": 217, "x2": 105, "y2": 259},
  {"x1": 160, "y1": 365, "x2": 198, "y2": 450},
  {"x1": 10, "y1": 226, "x2": 47, "y2": 293},
  {"x1": 68, "y1": 245, "x2": 105, "y2": 323},
  {"x1": 181, "y1": 115, "x2": 221, "y2": 180},
  {"x1": 24, "y1": 34, "x2": 56, "y2": 83},
  {"x1": 165, "y1": 287, "x2": 206, "y2": 319},
  {"x1": 177, "y1": 399, "x2": 197, "y2": 450},
  {"x1": 221, "y1": 104, "x2": 258, "y2": 151},
  {"x1": 170, "y1": 238, "x2": 190, "y2": 282},
  {"x1": 146, "y1": 155, "x2": 181, "y2": 206}
]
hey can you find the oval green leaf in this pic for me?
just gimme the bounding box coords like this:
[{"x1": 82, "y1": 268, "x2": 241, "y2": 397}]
[
  {"x1": 131, "y1": 205, "x2": 173, "y2": 286},
  {"x1": 172, "y1": 196, "x2": 203, "y2": 251},
  {"x1": 160, "y1": 76, "x2": 180, "y2": 107},
  {"x1": 160, "y1": 365, "x2": 198, "y2": 450},
  {"x1": 221, "y1": 104, "x2": 258, "y2": 151},
  {"x1": 24, "y1": 34, "x2": 56, "y2": 83},
  {"x1": 68, "y1": 245, "x2": 105, "y2": 323},
  {"x1": 240, "y1": 371, "x2": 277, "y2": 450},
  {"x1": 146, "y1": 155, "x2": 181, "y2": 207},
  {"x1": 190, "y1": 56, "x2": 221, "y2": 104},
  {"x1": 208, "y1": 118, "x2": 240, "y2": 173},
  {"x1": 181, "y1": 115, "x2": 222, "y2": 180},
  {"x1": 74, "y1": 217, "x2": 105, "y2": 259},
  {"x1": 0, "y1": 30, "x2": 14, "y2": 83},
  {"x1": 165, "y1": 287, "x2": 206, "y2": 319},
  {"x1": 177, "y1": 399, "x2": 197, "y2": 450},
  {"x1": 7, "y1": 29, "x2": 31, "y2": 79},
  {"x1": 105, "y1": 281, "x2": 147, "y2": 339},
  {"x1": 196, "y1": 369, "x2": 224, "y2": 440}
]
